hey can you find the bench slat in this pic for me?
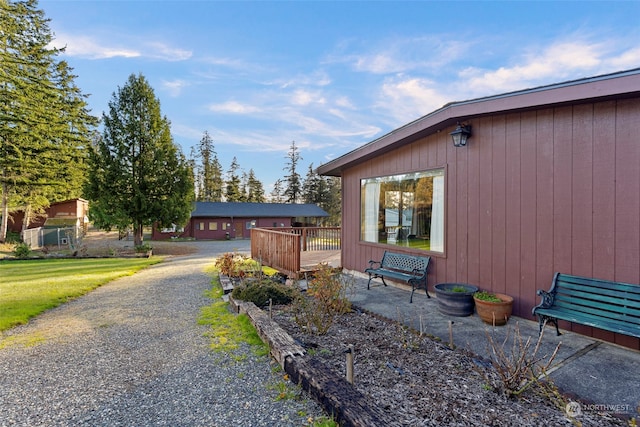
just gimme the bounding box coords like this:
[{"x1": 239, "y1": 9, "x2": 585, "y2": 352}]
[
  {"x1": 534, "y1": 307, "x2": 640, "y2": 338},
  {"x1": 551, "y1": 299, "x2": 640, "y2": 326},
  {"x1": 557, "y1": 282, "x2": 640, "y2": 303},
  {"x1": 557, "y1": 275, "x2": 640, "y2": 295},
  {"x1": 533, "y1": 272, "x2": 640, "y2": 338},
  {"x1": 553, "y1": 291, "x2": 640, "y2": 318}
]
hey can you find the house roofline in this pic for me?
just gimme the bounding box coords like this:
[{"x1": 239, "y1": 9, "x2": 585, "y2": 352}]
[{"x1": 317, "y1": 68, "x2": 640, "y2": 176}]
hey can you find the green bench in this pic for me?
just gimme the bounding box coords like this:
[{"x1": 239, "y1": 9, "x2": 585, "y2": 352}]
[
  {"x1": 365, "y1": 251, "x2": 430, "y2": 303},
  {"x1": 532, "y1": 272, "x2": 640, "y2": 338}
]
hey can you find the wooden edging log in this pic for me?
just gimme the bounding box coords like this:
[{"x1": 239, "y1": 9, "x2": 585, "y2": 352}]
[
  {"x1": 228, "y1": 296, "x2": 398, "y2": 427},
  {"x1": 229, "y1": 296, "x2": 305, "y2": 368},
  {"x1": 285, "y1": 355, "x2": 399, "y2": 427}
]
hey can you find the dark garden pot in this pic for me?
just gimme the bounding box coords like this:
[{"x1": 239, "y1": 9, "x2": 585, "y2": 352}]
[{"x1": 434, "y1": 283, "x2": 479, "y2": 317}]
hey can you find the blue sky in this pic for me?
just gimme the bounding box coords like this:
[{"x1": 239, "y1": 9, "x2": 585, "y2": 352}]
[{"x1": 42, "y1": 1, "x2": 640, "y2": 194}]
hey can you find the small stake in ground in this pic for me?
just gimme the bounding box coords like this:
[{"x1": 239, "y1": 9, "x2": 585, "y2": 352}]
[
  {"x1": 448, "y1": 320, "x2": 454, "y2": 349},
  {"x1": 345, "y1": 344, "x2": 354, "y2": 384}
]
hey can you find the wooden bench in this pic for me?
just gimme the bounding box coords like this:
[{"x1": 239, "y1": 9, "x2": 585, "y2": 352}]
[
  {"x1": 532, "y1": 272, "x2": 640, "y2": 338},
  {"x1": 365, "y1": 251, "x2": 430, "y2": 303}
]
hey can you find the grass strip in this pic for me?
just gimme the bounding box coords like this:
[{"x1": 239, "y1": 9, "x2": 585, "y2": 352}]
[
  {"x1": 0, "y1": 257, "x2": 162, "y2": 331},
  {"x1": 198, "y1": 274, "x2": 268, "y2": 358}
]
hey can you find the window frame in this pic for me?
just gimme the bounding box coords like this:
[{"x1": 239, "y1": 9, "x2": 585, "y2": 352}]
[{"x1": 360, "y1": 167, "x2": 445, "y2": 254}]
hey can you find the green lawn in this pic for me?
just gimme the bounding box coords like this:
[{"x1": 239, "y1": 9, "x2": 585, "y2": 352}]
[{"x1": 0, "y1": 257, "x2": 162, "y2": 331}]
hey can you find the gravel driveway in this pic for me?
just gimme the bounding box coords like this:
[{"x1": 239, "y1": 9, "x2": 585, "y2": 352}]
[{"x1": 0, "y1": 240, "x2": 326, "y2": 427}]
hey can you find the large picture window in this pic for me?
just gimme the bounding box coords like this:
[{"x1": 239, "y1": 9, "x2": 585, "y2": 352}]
[{"x1": 361, "y1": 169, "x2": 444, "y2": 252}]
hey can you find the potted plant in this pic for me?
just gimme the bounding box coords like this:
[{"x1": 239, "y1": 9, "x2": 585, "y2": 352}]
[
  {"x1": 434, "y1": 283, "x2": 479, "y2": 317},
  {"x1": 473, "y1": 291, "x2": 513, "y2": 326}
]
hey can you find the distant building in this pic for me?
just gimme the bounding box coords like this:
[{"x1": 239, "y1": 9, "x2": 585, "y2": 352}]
[
  {"x1": 6, "y1": 198, "x2": 89, "y2": 235},
  {"x1": 152, "y1": 202, "x2": 329, "y2": 240}
]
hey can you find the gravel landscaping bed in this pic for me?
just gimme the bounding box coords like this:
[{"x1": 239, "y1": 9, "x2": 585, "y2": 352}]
[
  {"x1": 0, "y1": 245, "x2": 326, "y2": 427},
  {"x1": 271, "y1": 306, "x2": 627, "y2": 427}
]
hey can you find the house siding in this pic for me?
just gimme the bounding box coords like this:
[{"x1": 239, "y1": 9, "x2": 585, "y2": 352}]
[
  {"x1": 153, "y1": 216, "x2": 294, "y2": 240},
  {"x1": 341, "y1": 97, "x2": 640, "y2": 349}
]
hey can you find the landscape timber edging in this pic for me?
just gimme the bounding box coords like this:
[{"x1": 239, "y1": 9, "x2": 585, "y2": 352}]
[{"x1": 228, "y1": 296, "x2": 398, "y2": 427}]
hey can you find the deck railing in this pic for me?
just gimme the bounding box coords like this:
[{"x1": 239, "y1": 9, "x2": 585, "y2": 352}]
[{"x1": 251, "y1": 227, "x2": 341, "y2": 277}]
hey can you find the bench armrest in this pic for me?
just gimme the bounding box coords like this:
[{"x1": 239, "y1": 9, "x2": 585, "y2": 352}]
[
  {"x1": 368, "y1": 259, "x2": 381, "y2": 268},
  {"x1": 535, "y1": 289, "x2": 555, "y2": 309},
  {"x1": 410, "y1": 267, "x2": 426, "y2": 278}
]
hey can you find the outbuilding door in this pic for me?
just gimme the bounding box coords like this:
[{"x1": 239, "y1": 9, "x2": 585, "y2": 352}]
[{"x1": 234, "y1": 221, "x2": 244, "y2": 239}]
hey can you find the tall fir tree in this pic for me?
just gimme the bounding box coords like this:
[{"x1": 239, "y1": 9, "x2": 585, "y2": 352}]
[
  {"x1": 224, "y1": 156, "x2": 242, "y2": 202},
  {"x1": 84, "y1": 73, "x2": 193, "y2": 246},
  {"x1": 245, "y1": 169, "x2": 265, "y2": 202},
  {"x1": 302, "y1": 164, "x2": 323, "y2": 205},
  {"x1": 323, "y1": 176, "x2": 342, "y2": 225},
  {"x1": 0, "y1": 0, "x2": 97, "y2": 241},
  {"x1": 302, "y1": 164, "x2": 341, "y2": 225},
  {"x1": 194, "y1": 131, "x2": 223, "y2": 202},
  {"x1": 270, "y1": 178, "x2": 285, "y2": 203},
  {"x1": 283, "y1": 141, "x2": 302, "y2": 203}
]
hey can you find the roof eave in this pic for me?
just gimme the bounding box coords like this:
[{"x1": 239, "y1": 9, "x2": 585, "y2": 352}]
[{"x1": 317, "y1": 68, "x2": 640, "y2": 177}]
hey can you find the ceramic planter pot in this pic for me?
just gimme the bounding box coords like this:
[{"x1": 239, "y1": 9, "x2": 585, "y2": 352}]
[
  {"x1": 434, "y1": 283, "x2": 479, "y2": 317},
  {"x1": 474, "y1": 293, "x2": 513, "y2": 326}
]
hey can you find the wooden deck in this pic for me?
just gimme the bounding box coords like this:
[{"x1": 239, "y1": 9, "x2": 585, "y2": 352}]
[
  {"x1": 300, "y1": 250, "x2": 341, "y2": 272},
  {"x1": 251, "y1": 227, "x2": 341, "y2": 278}
]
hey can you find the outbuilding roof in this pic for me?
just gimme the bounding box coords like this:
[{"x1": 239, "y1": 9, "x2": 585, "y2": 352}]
[
  {"x1": 317, "y1": 68, "x2": 640, "y2": 177},
  {"x1": 191, "y1": 202, "x2": 329, "y2": 218}
]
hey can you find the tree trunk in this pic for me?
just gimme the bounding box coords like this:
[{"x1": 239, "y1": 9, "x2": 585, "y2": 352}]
[
  {"x1": 21, "y1": 202, "x2": 32, "y2": 238},
  {"x1": 133, "y1": 222, "x2": 144, "y2": 246},
  {"x1": 0, "y1": 179, "x2": 8, "y2": 243}
]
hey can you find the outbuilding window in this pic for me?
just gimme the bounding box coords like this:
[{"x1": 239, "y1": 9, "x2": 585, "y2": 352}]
[{"x1": 360, "y1": 168, "x2": 444, "y2": 252}]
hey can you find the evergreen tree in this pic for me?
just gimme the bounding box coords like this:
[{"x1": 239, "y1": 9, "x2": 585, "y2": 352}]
[
  {"x1": 323, "y1": 176, "x2": 342, "y2": 225},
  {"x1": 224, "y1": 156, "x2": 242, "y2": 202},
  {"x1": 245, "y1": 169, "x2": 265, "y2": 202},
  {"x1": 0, "y1": 0, "x2": 97, "y2": 241},
  {"x1": 194, "y1": 131, "x2": 223, "y2": 202},
  {"x1": 84, "y1": 73, "x2": 194, "y2": 246},
  {"x1": 270, "y1": 178, "x2": 285, "y2": 203},
  {"x1": 283, "y1": 141, "x2": 302, "y2": 203},
  {"x1": 210, "y1": 153, "x2": 224, "y2": 202},
  {"x1": 302, "y1": 164, "x2": 323, "y2": 205},
  {"x1": 302, "y1": 164, "x2": 342, "y2": 225}
]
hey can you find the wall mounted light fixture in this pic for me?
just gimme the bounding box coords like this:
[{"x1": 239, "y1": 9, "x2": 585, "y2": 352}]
[{"x1": 450, "y1": 123, "x2": 472, "y2": 147}]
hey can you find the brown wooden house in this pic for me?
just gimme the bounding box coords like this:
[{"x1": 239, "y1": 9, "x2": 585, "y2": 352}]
[
  {"x1": 317, "y1": 69, "x2": 640, "y2": 349},
  {"x1": 6, "y1": 198, "x2": 89, "y2": 234},
  {"x1": 152, "y1": 202, "x2": 329, "y2": 240}
]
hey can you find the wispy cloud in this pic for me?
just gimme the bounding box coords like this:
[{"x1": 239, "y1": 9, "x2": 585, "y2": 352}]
[
  {"x1": 147, "y1": 42, "x2": 192, "y2": 61},
  {"x1": 610, "y1": 46, "x2": 640, "y2": 69},
  {"x1": 460, "y1": 38, "x2": 638, "y2": 95},
  {"x1": 208, "y1": 101, "x2": 262, "y2": 114},
  {"x1": 162, "y1": 79, "x2": 189, "y2": 97},
  {"x1": 330, "y1": 35, "x2": 472, "y2": 74},
  {"x1": 376, "y1": 77, "x2": 449, "y2": 124},
  {"x1": 290, "y1": 89, "x2": 326, "y2": 106},
  {"x1": 51, "y1": 32, "x2": 191, "y2": 61},
  {"x1": 270, "y1": 69, "x2": 332, "y2": 89},
  {"x1": 51, "y1": 33, "x2": 140, "y2": 59}
]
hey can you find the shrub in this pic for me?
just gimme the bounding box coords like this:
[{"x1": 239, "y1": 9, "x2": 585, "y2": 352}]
[
  {"x1": 231, "y1": 278, "x2": 294, "y2": 307},
  {"x1": 476, "y1": 322, "x2": 562, "y2": 401},
  {"x1": 134, "y1": 243, "x2": 153, "y2": 253},
  {"x1": 214, "y1": 252, "x2": 274, "y2": 279},
  {"x1": 13, "y1": 242, "x2": 31, "y2": 258},
  {"x1": 292, "y1": 263, "x2": 353, "y2": 335}
]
